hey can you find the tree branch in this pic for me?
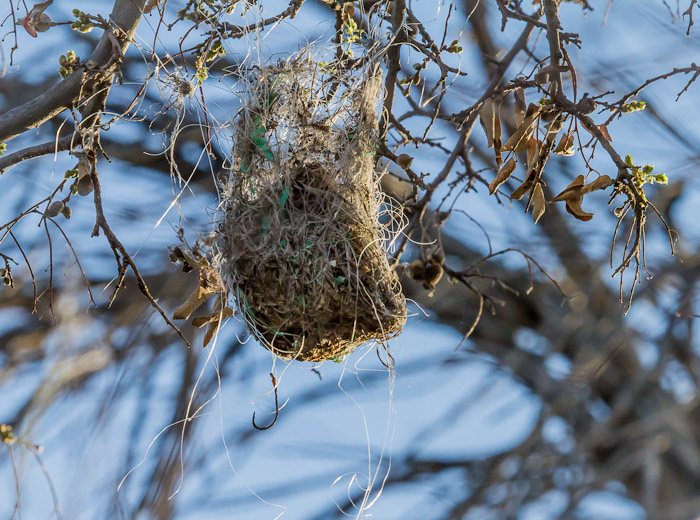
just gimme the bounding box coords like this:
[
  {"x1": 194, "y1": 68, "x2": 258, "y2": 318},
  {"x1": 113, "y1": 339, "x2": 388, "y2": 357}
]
[
  {"x1": 0, "y1": 135, "x2": 76, "y2": 175},
  {"x1": 0, "y1": 0, "x2": 146, "y2": 144},
  {"x1": 379, "y1": 0, "x2": 406, "y2": 141},
  {"x1": 543, "y1": 0, "x2": 563, "y2": 97}
]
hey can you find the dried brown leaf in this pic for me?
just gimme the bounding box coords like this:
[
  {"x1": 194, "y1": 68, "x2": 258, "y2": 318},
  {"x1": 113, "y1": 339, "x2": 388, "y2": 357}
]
[
  {"x1": 203, "y1": 321, "x2": 218, "y2": 347},
  {"x1": 173, "y1": 288, "x2": 212, "y2": 320},
  {"x1": 553, "y1": 132, "x2": 575, "y2": 156},
  {"x1": 581, "y1": 174, "x2": 613, "y2": 194},
  {"x1": 173, "y1": 267, "x2": 222, "y2": 320},
  {"x1": 144, "y1": 0, "x2": 163, "y2": 13},
  {"x1": 511, "y1": 173, "x2": 536, "y2": 200},
  {"x1": 565, "y1": 197, "x2": 594, "y2": 221},
  {"x1": 77, "y1": 174, "x2": 93, "y2": 196},
  {"x1": 489, "y1": 158, "x2": 516, "y2": 195},
  {"x1": 526, "y1": 137, "x2": 540, "y2": 171},
  {"x1": 493, "y1": 98, "x2": 503, "y2": 166},
  {"x1": 502, "y1": 105, "x2": 540, "y2": 152},
  {"x1": 532, "y1": 183, "x2": 546, "y2": 223},
  {"x1": 479, "y1": 98, "x2": 497, "y2": 149},
  {"x1": 192, "y1": 307, "x2": 234, "y2": 328},
  {"x1": 551, "y1": 175, "x2": 586, "y2": 202}
]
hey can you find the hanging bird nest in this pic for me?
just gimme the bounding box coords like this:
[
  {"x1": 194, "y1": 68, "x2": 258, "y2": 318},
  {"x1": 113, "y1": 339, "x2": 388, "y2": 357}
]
[{"x1": 216, "y1": 53, "x2": 406, "y2": 362}]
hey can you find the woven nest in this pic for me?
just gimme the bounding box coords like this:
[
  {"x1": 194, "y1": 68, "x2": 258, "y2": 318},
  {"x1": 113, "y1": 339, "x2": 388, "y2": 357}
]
[{"x1": 216, "y1": 55, "x2": 406, "y2": 362}]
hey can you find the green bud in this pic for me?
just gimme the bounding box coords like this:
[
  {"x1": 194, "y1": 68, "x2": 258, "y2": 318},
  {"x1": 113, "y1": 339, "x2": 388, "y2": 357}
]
[{"x1": 447, "y1": 40, "x2": 463, "y2": 53}]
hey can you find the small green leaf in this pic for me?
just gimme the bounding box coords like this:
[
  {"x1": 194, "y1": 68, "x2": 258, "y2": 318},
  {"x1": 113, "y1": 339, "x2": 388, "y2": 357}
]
[
  {"x1": 279, "y1": 186, "x2": 289, "y2": 209},
  {"x1": 251, "y1": 136, "x2": 267, "y2": 147},
  {"x1": 624, "y1": 154, "x2": 634, "y2": 166},
  {"x1": 334, "y1": 275, "x2": 346, "y2": 284},
  {"x1": 642, "y1": 164, "x2": 654, "y2": 175}
]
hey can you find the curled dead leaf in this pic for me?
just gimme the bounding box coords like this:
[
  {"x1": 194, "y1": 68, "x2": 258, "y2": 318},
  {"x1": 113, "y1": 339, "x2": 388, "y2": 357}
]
[
  {"x1": 532, "y1": 183, "x2": 546, "y2": 223},
  {"x1": 478, "y1": 98, "x2": 496, "y2": 149},
  {"x1": 173, "y1": 266, "x2": 222, "y2": 320},
  {"x1": 553, "y1": 132, "x2": 575, "y2": 156},
  {"x1": 581, "y1": 175, "x2": 613, "y2": 194},
  {"x1": 551, "y1": 174, "x2": 609, "y2": 222},
  {"x1": 545, "y1": 117, "x2": 563, "y2": 135},
  {"x1": 192, "y1": 307, "x2": 233, "y2": 328},
  {"x1": 511, "y1": 172, "x2": 536, "y2": 200},
  {"x1": 489, "y1": 158, "x2": 516, "y2": 195},
  {"x1": 526, "y1": 137, "x2": 540, "y2": 171},
  {"x1": 564, "y1": 197, "x2": 594, "y2": 221},
  {"x1": 502, "y1": 104, "x2": 540, "y2": 152},
  {"x1": 77, "y1": 174, "x2": 93, "y2": 196},
  {"x1": 75, "y1": 154, "x2": 94, "y2": 196},
  {"x1": 173, "y1": 288, "x2": 212, "y2": 321},
  {"x1": 203, "y1": 321, "x2": 219, "y2": 347},
  {"x1": 551, "y1": 175, "x2": 586, "y2": 202},
  {"x1": 144, "y1": 0, "x2": 163, "y2": 13}
]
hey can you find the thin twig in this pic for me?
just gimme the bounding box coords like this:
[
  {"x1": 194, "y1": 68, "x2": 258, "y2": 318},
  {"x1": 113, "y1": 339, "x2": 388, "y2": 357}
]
[{"x1": 252, "y1": 373, "x2": 279, "y2": 430}]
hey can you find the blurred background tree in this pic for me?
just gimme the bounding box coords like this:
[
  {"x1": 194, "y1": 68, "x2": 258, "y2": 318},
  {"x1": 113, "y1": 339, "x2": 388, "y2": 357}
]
[{"x1": 1, "y1": 0, "x2": 700, "y2": 519}]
